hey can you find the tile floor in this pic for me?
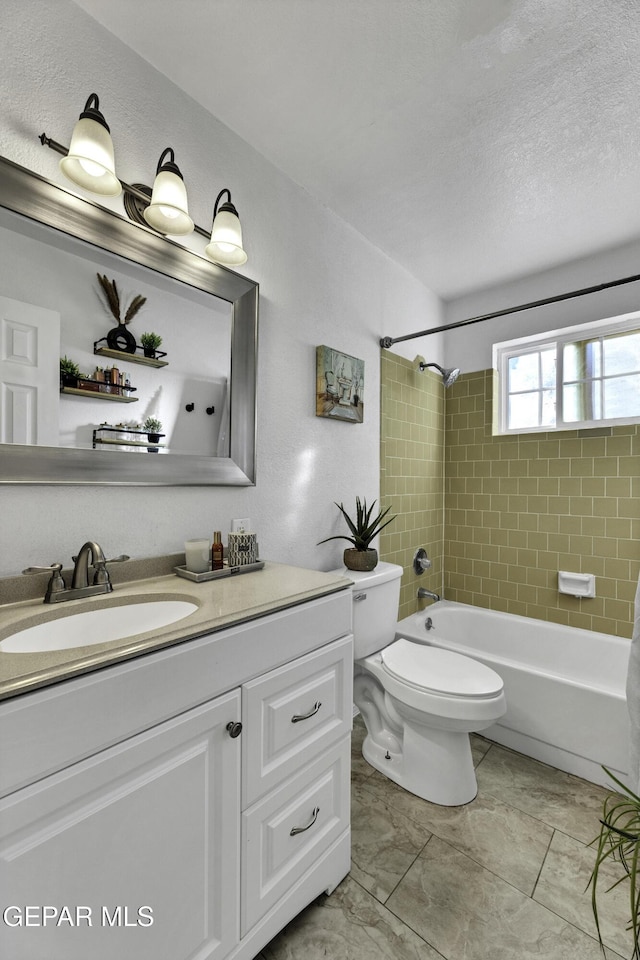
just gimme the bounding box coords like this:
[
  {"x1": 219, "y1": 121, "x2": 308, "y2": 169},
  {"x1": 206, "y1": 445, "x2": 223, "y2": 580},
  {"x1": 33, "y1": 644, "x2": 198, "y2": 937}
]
[{"x1": 258, "y1": 718, "x2": 634, "y2": 960}]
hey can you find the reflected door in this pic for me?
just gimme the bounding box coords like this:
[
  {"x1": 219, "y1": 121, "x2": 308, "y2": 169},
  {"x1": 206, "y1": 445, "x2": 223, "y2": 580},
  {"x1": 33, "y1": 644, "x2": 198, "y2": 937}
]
[{"x1": 0, "y1": 296, "x2": 59, "y2": 444}]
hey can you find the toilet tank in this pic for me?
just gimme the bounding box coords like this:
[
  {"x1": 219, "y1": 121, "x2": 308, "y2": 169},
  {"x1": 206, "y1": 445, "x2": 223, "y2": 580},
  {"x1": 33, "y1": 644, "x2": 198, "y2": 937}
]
[{"x1": 333, "y1": 561, "x2": 403, "y2": 659}]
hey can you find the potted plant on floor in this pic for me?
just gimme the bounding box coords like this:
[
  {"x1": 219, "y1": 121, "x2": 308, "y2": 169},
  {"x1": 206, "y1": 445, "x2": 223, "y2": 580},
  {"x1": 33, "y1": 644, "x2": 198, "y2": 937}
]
[
  {"x1": 140, "y1": 332, "x2": 163, "y2": 358},
  {"x1": 590, "y1": 767, "x2": 640, "y2": 958},
  {"x1": 97, "y1": 273, "x2": 146, "y2": 354},
  {"x1": 318, "y1": 496, "x2": 395, "y2": 571}
]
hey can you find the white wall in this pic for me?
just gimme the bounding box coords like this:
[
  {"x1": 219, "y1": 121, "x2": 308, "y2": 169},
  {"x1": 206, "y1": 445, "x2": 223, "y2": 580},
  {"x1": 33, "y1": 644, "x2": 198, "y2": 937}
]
[
  {"x1": 443, "y1": 237, "x2": 640, "y2": 372},
  {"x1": 0, "y1": 0, "x2": 442, "y2": 578}
]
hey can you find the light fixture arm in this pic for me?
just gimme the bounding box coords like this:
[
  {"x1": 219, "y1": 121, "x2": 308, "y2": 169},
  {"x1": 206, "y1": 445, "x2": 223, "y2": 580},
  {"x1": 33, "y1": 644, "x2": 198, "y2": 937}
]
[
  {"x1": 39, "y1": 133, "x2": 210, "y2": 239},
  {"x1": 212, "y1": 188, "x2": 239, "y2": 221}
]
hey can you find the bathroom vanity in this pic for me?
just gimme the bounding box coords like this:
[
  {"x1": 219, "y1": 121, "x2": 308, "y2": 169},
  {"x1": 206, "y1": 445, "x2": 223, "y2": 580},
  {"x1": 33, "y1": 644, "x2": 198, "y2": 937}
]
[{"x1": 0, "y1": 563, "x2": 353, "y2": 960}]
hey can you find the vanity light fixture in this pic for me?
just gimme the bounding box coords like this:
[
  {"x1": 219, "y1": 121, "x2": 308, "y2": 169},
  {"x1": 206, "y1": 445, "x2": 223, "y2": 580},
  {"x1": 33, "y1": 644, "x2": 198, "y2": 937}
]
[
  {"x1": 40, "y1": 92, "x2": 248, "y2": 265},
  {"x1": 204, "y1": 189, "x2": 248, "y2": 266},
  {"x1": 143, "y1": 147, "x2": 194, "y2": 236},
  {"x1": 58, "y1": 94, "x2": 121, "y2": 197}
]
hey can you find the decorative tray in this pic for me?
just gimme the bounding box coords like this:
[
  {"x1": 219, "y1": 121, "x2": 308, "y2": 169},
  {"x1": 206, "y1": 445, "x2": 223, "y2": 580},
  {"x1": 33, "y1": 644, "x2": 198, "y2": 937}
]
[{"x1": 174, "y1": 560, "x2": 265, "y2": 582}]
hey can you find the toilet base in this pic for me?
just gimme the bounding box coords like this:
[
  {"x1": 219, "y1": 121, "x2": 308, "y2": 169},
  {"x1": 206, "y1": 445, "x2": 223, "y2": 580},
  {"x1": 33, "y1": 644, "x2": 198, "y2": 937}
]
[{"x1": 361, "y1": 721, "x2": 478, "y2": 806}]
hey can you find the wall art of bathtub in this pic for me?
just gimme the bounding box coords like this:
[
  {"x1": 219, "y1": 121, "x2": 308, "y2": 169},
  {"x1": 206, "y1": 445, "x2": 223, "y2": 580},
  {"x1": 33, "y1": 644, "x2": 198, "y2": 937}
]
[{"x1": 395, "y1": 601, "x2": 631, "y2": 790}]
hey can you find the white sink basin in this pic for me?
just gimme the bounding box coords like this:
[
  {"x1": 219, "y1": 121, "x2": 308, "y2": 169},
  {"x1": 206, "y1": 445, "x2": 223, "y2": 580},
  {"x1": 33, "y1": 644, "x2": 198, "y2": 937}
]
[{"x1": 0, "y1": 599, "x2": 199, "y2": 654}]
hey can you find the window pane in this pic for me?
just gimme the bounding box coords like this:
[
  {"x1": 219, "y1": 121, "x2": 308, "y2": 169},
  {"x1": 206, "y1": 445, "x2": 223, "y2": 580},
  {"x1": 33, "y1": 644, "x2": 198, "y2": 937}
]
[
  {"x1": 541, "y1": 390, "x2": 555, "y2": 426},
  {"x1": 563, "y1": 339, "x2": 601, "y2": 380},
  {"x1": 603, "y1": 374, "x2": 640, "y2": 418},
  {"x1": 508, "y1": 353, "x2": 539, "y2": 392},
  {"x1": 563, "y1": 381, "x2": 600, "y2": 422},
  {"x1": 540, "y1": 349, "x2": 556, "y2": 388},
  {"x1": 509, "y1": 392, "x2": 540, "y2": 429},
  {"x1": 604, "y1": 331, "x2": 640, "y2": 376}
]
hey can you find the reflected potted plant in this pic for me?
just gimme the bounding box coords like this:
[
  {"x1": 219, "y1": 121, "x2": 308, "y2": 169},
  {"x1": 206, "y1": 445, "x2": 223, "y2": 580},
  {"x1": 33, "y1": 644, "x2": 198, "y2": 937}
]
[
  {"x1": 318, "y1": 496, "x2": 396, "y2": 571},
  {"x1": 140, "y1": 332, "x2": 163, "y2": 359},
  {"x1": 97, "y1": 273, "x2": 146, "y2": 354},
  {"x1": 590, "y1": 768, "x2": 640, "y2": 958},
  {"x1": 60, "y1": 355, "x2": 81, "y2": 389},
  {"x1": 143, "y1": 416, "x2": 163, "y2": 453}
]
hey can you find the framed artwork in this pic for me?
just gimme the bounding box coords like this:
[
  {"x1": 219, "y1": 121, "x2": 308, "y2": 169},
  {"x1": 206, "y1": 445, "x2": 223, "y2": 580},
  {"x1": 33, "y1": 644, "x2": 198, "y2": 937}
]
[{"x1": 316, "y1": 345, "x2": 364, "y2": 423}]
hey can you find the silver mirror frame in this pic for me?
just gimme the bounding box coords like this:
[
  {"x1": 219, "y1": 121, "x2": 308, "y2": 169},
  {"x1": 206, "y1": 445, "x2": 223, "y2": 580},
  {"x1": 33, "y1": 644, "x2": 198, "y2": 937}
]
[{"x1": 0, "y1": 156, "x2": 258, "y2": 485}]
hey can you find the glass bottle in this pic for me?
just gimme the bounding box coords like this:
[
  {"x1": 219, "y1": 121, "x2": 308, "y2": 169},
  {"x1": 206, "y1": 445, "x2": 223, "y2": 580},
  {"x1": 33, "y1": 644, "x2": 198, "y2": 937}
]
[{"x1": 211, "y1": 531, "x2": 224, "y2": 570}]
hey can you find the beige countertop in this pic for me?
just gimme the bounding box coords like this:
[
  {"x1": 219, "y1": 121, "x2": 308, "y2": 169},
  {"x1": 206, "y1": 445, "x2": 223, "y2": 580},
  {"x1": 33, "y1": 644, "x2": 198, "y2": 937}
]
[{"x1": 0, "y1": 562, "x2": 352, "y2": 701}]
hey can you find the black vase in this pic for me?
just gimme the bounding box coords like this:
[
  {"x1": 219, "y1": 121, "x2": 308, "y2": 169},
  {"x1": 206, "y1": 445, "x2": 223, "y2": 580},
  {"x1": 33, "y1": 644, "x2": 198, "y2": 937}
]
[
  {"x1": 106, "y1": 323, "x2": 137, "y2": 354},
  {"x1": 147, "y1": 432, "x2": 161, "y2": 453}
]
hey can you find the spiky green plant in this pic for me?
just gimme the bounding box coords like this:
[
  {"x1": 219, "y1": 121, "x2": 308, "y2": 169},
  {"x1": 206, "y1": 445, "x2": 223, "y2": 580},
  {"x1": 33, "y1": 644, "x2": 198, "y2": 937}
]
[
  {"x1": 97, "y1": 273, "x2": 146, "y2": 324},
  {"x1": 589, "y1": 767, "x2": 640, "y2": 958},
  {"x1": 317, "y1": 497, "x2": 396, "y2": 551}
]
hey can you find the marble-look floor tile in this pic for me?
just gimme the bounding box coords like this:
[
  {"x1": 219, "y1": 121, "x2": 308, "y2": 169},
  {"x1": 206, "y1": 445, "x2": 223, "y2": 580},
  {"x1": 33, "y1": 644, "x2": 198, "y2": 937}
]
[
  {"x1": 475, "y1": 743, "x2": 610, "y2": 843},
  {"x1": 470, "y1": 734, "x2": 492, "y2": 767},
  {"x1": 350, "y1": 782, "x2": 432, "y2": 902},
  {"x1": 351, "y1": 716, "x2": 376, "y2": 785},
  {"x1": 386, "y1": 835, "x2": 620, "y2": 960},
  {"x1": 358, "y1": 766, "x2": 553, "y2": 894},
  {"x1": 534, "y1": 829, "x2": 635, "y2": 958},
  {"x1": 261, "y1": 874, "x2": 442, "y2": 960}
]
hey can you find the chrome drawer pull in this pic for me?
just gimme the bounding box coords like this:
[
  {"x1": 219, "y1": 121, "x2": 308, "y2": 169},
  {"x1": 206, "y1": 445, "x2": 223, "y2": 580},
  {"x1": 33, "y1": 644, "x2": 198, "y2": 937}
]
[
  {"x1": 290, "y1": 806, "x2": 320, "y2": 836},
  {"x1": 291, "y1": 701, "x2": 322, "y2": 723},
  {"x1": 353, "y1": 592, "x2": 367, "y2": 602}
]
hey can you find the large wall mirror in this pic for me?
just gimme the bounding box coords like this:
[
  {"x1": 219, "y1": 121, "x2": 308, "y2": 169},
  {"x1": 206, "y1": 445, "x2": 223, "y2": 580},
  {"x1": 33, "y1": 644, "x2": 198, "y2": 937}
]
[{"x1": 0, "y1": 156, "x2": 258, "y2": 485}]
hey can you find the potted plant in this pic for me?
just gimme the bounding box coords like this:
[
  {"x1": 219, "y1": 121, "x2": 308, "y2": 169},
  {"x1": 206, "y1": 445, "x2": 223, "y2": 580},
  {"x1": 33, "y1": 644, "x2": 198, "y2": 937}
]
[
  {"x1": 140, "y1": 332, "x2": 163, "y2": 358},
  {"x1": 97, "y1": 273, "x2": 146, "y2": 354},
  {"x1": 60, "y1": 355, "x2": 81, "y2": 388},
  {"x1": 590, "y1": 768, "x2": 640, "y2": 958},
  {"x1": 318, "y1": 496, "x2": 396, "y2": 571},
  {"x1": 143, "y1": 416, "x2": 163, "y2": 452}
]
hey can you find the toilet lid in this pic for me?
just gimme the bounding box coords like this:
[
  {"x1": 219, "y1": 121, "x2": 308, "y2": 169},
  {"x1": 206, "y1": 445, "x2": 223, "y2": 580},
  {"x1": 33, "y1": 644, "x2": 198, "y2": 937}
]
[{"x1": 381, "y1": 638, "x2": 504, "y2": 698}]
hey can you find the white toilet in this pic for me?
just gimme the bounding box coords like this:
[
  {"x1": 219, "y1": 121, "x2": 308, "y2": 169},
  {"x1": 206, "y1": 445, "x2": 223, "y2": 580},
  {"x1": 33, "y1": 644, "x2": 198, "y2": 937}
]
[{"x1": 340, "y1": 561, "x2": 506, "y2": 806}]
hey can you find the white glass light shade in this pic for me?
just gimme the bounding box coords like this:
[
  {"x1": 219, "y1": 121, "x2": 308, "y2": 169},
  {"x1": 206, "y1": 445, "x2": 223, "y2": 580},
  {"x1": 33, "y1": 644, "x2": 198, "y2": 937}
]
[
  {"x1": 205, "y1": 209, "x2": 247, "y2": 266},
  {"x1": 143, "y1": 170, "x2": 194, "y2": 236},
  {"x1": 59, "y1": 116, "x2": 121, "y2": 197}
]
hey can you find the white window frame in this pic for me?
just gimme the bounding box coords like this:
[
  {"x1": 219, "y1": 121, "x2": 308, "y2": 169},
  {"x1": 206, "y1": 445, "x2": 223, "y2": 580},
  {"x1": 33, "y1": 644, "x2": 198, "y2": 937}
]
[{"x1": 492, "y1": 310, "x2": 640, "y2": 435}]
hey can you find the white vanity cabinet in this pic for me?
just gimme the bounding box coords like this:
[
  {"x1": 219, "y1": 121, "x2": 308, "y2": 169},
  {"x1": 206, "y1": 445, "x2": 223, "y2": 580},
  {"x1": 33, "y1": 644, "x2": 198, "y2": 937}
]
[{"x1": 0, "y1": 587, "x2": 353, "y2": 960}]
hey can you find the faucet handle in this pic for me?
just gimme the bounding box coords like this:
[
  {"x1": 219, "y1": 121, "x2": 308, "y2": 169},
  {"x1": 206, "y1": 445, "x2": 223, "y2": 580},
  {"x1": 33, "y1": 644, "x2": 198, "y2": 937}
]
[
  {"x1": 23, "y1": 562, "x2": 64, "y2": 576},
  {"x1": 92, "y1": 554, "x2": 130, "y2": 586},
  {"x1": 22, "y1": 563, "x2": 66, "y2": 598}
]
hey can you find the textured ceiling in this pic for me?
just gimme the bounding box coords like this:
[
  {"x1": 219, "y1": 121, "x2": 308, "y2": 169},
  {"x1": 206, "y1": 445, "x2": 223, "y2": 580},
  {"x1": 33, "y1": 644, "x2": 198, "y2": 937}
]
[{"x1": 73, "y1": 0, "x2": 640, "y2": 299}]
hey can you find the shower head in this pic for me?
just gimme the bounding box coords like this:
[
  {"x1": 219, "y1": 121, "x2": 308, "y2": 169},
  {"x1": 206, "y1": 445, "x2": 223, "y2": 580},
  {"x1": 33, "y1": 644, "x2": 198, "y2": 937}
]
[{"x1": 418, "y1": 362, "x2": 461, "y2": 388}]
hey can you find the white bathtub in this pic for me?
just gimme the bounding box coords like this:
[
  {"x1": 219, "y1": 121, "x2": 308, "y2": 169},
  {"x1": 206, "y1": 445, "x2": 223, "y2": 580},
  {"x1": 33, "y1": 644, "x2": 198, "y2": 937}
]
[{"x1": 395, "y1": 601, "x2": 631, "y2": 789}]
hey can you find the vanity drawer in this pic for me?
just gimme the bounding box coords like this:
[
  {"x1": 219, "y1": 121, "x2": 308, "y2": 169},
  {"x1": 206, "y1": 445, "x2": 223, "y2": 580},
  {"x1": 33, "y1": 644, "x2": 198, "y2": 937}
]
[
  {"x1": 242, "y1": 634, "x2": 352, "y2": 807},
  {"x1": 241, "y1": 736, "x2": 350, "y2": 934}
]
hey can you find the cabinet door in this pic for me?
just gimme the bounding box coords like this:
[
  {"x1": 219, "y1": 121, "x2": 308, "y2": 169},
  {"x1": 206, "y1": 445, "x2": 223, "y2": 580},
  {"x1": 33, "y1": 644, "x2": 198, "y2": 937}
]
[
  {"x1": 0, "y1": 690, "x2": 241, "y2": 960},
  {"x1": 242, "y1": 635, "x2": 353, "y2": 806}
]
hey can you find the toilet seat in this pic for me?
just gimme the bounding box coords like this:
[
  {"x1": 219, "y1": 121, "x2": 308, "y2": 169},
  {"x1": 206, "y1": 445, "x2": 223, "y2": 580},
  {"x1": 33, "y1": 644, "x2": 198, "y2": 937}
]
[{"x1": 381, "y1": 638, "x2": 503, "y2": 699}]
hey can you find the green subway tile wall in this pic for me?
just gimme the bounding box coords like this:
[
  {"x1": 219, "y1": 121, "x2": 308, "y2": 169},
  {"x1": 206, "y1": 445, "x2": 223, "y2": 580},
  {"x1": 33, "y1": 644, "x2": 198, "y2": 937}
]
[
  {"x1": 380, "y1": 350, "x2": 445, "y2": 620},
  {"x1": 381, "y1": 357, "x2": 640, "y2": 637}
]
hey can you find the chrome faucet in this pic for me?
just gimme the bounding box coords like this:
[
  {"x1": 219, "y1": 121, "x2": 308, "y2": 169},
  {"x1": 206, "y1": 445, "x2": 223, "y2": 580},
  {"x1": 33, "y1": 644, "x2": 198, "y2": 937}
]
[
  {"x1": 23, "y1": 542, "x2": 129, "y2": 603},
  {"x1": 417, "y1": 587, "x2": 440, "y2": 602}
]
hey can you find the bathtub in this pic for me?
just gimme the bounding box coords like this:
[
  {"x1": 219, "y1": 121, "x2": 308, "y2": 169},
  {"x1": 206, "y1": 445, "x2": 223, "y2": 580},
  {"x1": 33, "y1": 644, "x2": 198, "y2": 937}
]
[{"x1": 395, "y1": 601, "x2": 631, "y2": 789}]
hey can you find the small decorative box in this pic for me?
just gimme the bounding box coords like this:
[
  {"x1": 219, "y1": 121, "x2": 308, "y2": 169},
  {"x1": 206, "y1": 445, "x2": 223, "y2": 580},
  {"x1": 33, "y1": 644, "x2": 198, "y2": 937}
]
[{"x1": 227, "y1": 531, "x2": 258, "y2": 566}]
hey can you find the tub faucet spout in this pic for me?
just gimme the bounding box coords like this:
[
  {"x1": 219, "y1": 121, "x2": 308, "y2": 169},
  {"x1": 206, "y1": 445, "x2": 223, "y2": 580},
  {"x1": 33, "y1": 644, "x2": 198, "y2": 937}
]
[{"x1": 417, "y1": 587, "x2": 440, "y2": 602}]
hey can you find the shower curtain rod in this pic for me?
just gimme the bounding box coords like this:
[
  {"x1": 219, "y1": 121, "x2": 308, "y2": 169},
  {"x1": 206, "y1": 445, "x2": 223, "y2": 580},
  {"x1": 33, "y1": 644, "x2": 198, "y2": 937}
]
[{"x1": 378, "y1": 272, "x2": 640, "y2": 348}]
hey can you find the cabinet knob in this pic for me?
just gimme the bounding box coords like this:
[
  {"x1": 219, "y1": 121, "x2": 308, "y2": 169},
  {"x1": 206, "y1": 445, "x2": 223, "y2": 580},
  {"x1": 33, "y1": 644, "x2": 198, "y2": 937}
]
[{"x1": 226, "y1": 721, "x2": 243, "y2": 739}]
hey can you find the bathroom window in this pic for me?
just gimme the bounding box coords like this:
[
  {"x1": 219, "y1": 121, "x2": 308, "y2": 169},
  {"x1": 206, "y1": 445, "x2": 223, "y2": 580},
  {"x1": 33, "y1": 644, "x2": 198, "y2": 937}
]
[{"x1": 493, "y1": 312, "x2": 640, "y2": 434}]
